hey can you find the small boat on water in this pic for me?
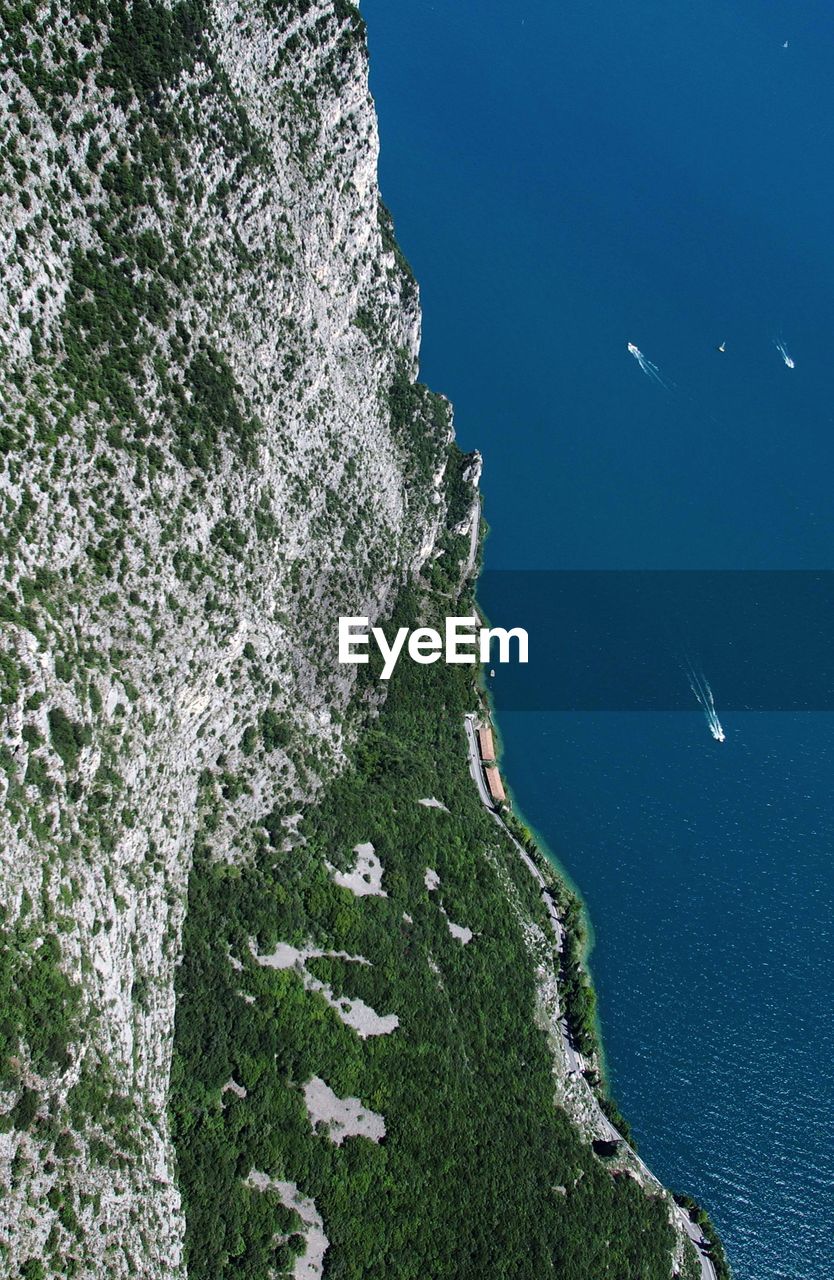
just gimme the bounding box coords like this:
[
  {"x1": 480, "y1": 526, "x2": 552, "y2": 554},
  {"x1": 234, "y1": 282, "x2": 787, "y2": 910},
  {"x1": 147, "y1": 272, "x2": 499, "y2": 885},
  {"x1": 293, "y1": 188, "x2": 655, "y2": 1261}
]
[
  {"x1": 627, "y1": 342, "x2": 641, "y2": 357},
  {"x1": 717, "y1": 341, "x2": 726, "y2": 353}
]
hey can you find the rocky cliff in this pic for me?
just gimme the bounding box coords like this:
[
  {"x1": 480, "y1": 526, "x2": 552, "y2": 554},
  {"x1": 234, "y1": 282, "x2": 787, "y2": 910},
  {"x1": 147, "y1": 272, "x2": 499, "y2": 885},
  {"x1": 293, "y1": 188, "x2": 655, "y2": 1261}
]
[
  {"x1": 0, "y1": 4, "x2": 709, "y2": 1279},
  {"x1": 0, "y1": 1, "x2": 466, "y2": 1271}
]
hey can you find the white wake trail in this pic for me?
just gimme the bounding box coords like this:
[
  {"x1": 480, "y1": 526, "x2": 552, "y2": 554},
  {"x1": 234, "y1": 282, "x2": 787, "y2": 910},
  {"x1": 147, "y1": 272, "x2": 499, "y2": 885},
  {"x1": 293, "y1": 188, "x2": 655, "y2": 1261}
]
[
  {"x1": 686, "y1": 665, "x2": 726, "y2": 743},
  {"x1": 775, "y1": 339, "x2": 795, "y2": 369},
  {"x1": 627, "y1": 342, "x2": 673, "y2": 389}
]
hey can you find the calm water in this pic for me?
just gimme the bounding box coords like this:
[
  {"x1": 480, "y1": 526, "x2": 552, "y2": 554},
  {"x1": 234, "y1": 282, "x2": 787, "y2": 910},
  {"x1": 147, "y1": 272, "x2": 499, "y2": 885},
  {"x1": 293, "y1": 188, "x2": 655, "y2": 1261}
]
[{"x1": 364, "y1": 2, "x2": 834, "y2": 1276}]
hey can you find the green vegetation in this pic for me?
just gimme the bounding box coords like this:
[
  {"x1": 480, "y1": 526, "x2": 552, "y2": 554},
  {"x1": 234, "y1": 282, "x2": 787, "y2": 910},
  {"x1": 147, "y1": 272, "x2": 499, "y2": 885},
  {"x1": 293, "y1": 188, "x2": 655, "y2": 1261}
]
[
  {"x1": 48, "y1": 706, "x2": 89, "y2": 772},
  {"x1": 500, "y1": 809, "x2": 599, "y2": 1060},
  {"x1": 0, "y1": 650, "x2": 20, "y2": 704},
  {"x1": 0, "y1": 915, "x2": 79, "y2": 1082},
  {"x1": 171, "y1": 584, "x2": 674, "y2": 1280},
  {"x1": 421, "y1": 443, "x2": 477, "y2": 596},
  {"x1": 386, "y1": 354, "x2": 449, "y2": 498},
  {"x1": 20, "y1": 1258, "x2": 46, "y2": 1280},
  {"x1": 559, "y1": 895, "x2": 598, "y2": 1057},
  {"x1": 99, "y1": 0, "x2": 208, "y2": 107},
  {"x1": 259, "y1": 708, "x2": 290, "y2": 752},
  {"x1": 673, "y1": 1195, "x2": 731, "y2": 1280},
  {"x1": 179, "y1": 347, "x2": 260, "y2": 471}
]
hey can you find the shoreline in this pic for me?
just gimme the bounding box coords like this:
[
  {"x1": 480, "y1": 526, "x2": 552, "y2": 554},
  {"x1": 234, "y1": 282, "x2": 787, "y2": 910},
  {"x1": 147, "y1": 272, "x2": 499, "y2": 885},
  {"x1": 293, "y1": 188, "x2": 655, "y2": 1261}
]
[
  {"x1": 470, "y1": 599, "x2": 605, "y2": 1057},
  {"x1": 465, "y1": 692, "x2": 613, "y2": 1095},
  {"x1": 465, "y1": 694, "x2": 726, "y2": 1280},
  {"x1": 466, "y1": 531, "x2": 728, "y2": 1278}
]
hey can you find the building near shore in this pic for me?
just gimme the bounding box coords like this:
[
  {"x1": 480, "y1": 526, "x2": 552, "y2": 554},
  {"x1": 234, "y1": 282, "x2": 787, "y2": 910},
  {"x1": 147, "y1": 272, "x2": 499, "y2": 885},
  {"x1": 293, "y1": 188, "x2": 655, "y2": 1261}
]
[
  {"x1": 484, "y1": 764, "x2": 506, "y2": 804},
  {"x1": 477, "y1": 725, "x2": 496, "y2": 762}
]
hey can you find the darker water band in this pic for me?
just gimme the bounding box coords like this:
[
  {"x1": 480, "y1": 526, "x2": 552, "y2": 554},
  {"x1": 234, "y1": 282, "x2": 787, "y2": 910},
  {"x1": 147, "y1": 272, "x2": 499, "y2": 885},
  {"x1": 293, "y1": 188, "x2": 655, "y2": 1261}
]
[{"x1": 478, "y1": 570, "x2": 834, "y2": 711}]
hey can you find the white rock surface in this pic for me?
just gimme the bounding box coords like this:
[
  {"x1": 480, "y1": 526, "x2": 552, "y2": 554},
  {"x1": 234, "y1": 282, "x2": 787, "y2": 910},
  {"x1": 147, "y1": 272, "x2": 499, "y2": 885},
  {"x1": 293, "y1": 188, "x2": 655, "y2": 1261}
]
[
  {"x1": 330, "y1": 841, "x2": 387, "y2": 897},
  {"x1": 446, "y1": 920, "x2": 474, "y2": 945},
  {"x1": 222, "y1": 1078, "x2": 248, "y2": 1100},
  {"x1": 246, "y1": 1170, "x2": 329, "y2": 1280},
  {"x1": 303, "y1": 1076, "x2": 386, "y2": 1145},
  {"x1": 248, "y1": 939, "x2": 398, "y2": 1038}
]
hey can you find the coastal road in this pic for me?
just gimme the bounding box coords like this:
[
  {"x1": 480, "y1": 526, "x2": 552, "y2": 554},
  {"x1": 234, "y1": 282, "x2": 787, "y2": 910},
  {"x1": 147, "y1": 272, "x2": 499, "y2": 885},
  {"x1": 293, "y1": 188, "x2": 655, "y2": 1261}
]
[
  {"x1": 463, "y1": 495, "x2": 481, "y2": 581},
  {"x1": 464, "y1": 713, "x2": 496, "y2": 810},
  {"x1": 673, "y1": 1208, "x2": 719, "y2": 1280},
  {"x1": 464, "y1": 714, "x2": 564, "y2": 948},
  {"x1": 463, "y1": 715, "x2": 718, "y2": 1280}
]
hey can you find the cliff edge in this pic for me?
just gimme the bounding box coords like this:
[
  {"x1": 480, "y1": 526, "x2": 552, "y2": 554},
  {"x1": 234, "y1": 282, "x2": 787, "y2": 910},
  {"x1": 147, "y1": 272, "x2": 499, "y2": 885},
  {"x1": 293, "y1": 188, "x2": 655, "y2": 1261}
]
[{"x1": 0, "y1": 3, "x2": 715, "y2": 1278}]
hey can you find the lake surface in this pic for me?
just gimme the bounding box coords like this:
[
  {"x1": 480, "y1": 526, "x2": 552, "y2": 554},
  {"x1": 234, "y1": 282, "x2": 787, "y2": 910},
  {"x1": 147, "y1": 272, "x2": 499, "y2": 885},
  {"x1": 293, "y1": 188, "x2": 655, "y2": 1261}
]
[{"x1": 363, "y1": 2, "x2": 834, "y2": 1276}]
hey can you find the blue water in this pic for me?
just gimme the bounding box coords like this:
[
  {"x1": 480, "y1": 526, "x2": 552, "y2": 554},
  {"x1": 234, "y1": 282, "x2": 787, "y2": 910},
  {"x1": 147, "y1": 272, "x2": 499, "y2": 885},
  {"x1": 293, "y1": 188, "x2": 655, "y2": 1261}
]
[{"x1": 363, "y1": 2, "x2": 834, "y2": 1276}]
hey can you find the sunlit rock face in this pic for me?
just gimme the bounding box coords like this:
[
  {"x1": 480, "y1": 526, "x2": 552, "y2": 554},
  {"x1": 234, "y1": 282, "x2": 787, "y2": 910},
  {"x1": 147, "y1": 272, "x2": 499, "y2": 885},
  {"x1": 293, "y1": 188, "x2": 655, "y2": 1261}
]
[{"x1": 0, "y1": 2, "x2": 464, "y2": 1272}]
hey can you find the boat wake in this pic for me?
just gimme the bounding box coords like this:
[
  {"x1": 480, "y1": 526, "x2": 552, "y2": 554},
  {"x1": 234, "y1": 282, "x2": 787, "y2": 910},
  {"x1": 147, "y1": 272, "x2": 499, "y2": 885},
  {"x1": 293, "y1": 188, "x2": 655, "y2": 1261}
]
[
  {"x1": 686, "y1": 665, "x2": 726, "y2": 742},
  {"x1": 775, "y1": 339, "x2": 795, "y2": 369},
  {"x1": 627, "y1": 341, "x2": 671, "y2": 388}
]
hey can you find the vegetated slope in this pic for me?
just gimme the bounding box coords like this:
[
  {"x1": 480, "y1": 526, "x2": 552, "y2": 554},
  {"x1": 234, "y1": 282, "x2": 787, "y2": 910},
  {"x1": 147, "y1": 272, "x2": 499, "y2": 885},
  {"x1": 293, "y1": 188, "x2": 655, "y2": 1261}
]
[
  {"x1": 173, "y1": 583, "x2": 677, "y2": 1280},
  {"x1": 0, "y1": 1, "x2": 689, "y2": 1278}
]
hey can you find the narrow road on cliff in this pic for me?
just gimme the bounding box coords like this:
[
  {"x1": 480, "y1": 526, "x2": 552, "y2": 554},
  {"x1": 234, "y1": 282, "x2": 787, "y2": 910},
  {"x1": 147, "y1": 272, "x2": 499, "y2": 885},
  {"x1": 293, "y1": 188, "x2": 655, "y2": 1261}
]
[
  {"x1": 464, "y1": 712, "x2": 495, "y2": 809},
  {"x1": 463, "y1": 714, "x2": 718, "y2": 1280},
  {"x1": 463, "y1": 495, "x2": 481, "y2": 581}
]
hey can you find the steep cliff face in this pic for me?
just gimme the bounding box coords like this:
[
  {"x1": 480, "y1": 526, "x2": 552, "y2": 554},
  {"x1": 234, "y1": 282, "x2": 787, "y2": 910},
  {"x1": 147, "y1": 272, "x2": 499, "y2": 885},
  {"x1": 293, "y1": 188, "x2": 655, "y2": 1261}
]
[
  {"x1": 0, "y1": 5, "x2": 708, "y2": 1280},
  {"x1": 0, "y1": 1, "x2": 462, "y2": 1272}
]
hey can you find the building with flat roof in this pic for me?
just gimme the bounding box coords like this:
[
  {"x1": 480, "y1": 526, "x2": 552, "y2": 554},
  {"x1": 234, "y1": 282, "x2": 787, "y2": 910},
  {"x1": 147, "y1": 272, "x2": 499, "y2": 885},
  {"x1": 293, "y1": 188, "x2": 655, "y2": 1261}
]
[{"x1": 477, "y1": 725, "x2": 495, "y2": 762}]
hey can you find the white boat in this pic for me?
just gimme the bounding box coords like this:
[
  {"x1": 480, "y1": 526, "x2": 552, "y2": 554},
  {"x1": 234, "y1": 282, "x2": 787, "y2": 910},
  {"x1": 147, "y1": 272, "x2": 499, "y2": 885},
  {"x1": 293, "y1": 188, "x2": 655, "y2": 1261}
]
[{"x1": 627, "y1": 342, "x2": 641, "y2": 357}]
